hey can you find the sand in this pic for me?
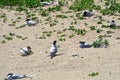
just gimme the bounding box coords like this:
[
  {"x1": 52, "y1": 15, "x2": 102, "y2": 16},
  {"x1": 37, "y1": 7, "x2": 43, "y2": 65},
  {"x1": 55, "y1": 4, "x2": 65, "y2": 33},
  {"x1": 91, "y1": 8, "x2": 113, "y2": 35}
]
[{"x1": 0, "y1": 0, "x2": 120, "y2": 80}]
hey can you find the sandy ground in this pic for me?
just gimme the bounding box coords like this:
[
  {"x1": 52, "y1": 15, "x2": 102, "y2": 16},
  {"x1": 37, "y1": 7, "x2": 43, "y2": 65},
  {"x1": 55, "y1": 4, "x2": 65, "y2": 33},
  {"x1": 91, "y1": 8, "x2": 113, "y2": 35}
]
[{"x1": 0, "y1": 0, "x2": 120, "y2": 80}]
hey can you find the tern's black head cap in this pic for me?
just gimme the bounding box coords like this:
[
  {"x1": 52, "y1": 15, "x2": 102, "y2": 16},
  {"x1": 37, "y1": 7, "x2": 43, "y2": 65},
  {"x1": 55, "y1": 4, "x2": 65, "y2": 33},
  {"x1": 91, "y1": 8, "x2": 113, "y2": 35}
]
[
  {"x1": 26, "y1": 19, "x2": 30, "y2": 21},
  {"x1": 53, "y1": 40, "x2": 57, "y2": 45},
  {"x1": 27, "y1": 46, "x2": 31, "y2": 49},
  {"x1": 7, "y1": 73, "x2": 13, "y2": 76},
  {"x1": 80, "y1": 41, "x2": 85, "y2": 44}
]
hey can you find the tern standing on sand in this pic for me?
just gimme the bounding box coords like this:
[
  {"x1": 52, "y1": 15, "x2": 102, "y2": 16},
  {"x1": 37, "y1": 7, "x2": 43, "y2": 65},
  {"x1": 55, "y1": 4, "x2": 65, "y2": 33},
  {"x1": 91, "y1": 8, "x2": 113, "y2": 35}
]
[{"x1": 50, "y1": 40, "x2": 57, "y2": 59}]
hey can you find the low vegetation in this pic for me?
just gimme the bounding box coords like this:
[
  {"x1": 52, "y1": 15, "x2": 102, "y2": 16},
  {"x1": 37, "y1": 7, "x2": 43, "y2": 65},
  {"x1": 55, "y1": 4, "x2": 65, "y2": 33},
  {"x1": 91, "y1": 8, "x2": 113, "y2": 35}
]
[
  {"x1": 69, "y1": 0, "x2": 94, "y2": 11},
  {"x1": 68, "y1": 26, "x2": 86, "y2": 35},
  {"x1": 1, "y1": 32, "x2": 28, "y2": 43},
  {"x1": 56, "y1": 14, "x2": 68, "y2": 19},
  {"x1": 101, "y1": 0, "x2": 120, "y2": 15},
  {"x1": 39, "y1": 31, "x2": 52, "y2": 39},
  {"x1": 89, "y1": 72, "x2": 99, "y2": 77},
  {"x1": 0, "y1": 0, "x2": 41, "y2": 8},
  {"x1": 58, "y1": 34, "x2": 66, "y2": 41},
  {"x1": 92, "y1": 36, "x2": 109, "y2": 48}
]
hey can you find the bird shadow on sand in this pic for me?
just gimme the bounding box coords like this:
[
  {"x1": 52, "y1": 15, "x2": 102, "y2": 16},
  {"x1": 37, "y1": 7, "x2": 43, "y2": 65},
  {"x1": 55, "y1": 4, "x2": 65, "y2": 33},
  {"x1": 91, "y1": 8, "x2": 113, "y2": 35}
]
[
  {"x1": 55, "y1": 53, "x2": 64, "y2": 56},
  {"x1": 52, "y1": 53, "x2": 64, "y2": 59},
  {"x1": 47, "y1": 53, "x2": 64, "y2": 59}
]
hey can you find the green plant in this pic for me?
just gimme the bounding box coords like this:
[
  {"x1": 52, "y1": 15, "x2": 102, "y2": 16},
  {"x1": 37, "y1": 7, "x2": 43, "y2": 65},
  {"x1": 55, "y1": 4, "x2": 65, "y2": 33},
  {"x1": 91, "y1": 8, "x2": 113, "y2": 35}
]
[
  {"x1": 5, "y1": 36, "x2": 13, "y2": 41},
  {"x1": 58, "y1": 0, "x2": 65, "y2": 6},
  {"x1": 75, "y1": 29, "x2": 86, "y2": 35},
  {"x1": 50, "y1": 22, "x2": 56, "y2": 27},
  {"x1": 16, "y1": 6, "x2": 27, "y2": 11},
  {"x1": 40, "y1": 10, "x2": 49, "y2": 17},
  {"x1": 117, "y1": 26, "x2": 120, "y2": 29},
  {"x1": 0, "y1": 13, "x2": 7, "y2": 23},
  {"x1": 69, "y1": 25, "x2": 75, "y2": 31},
  {"x1": 65, "y1": 10, "x2": 72, "y2": 13},
  {"x1": 84, "y1": 22, "x2": 88, "y2": 26},
  {"x1": 89, "y1": 72, "x2": 99, "y2": 77},
  {"x1": 100, "y1": 1, "x2": 120, "y2": 15},
  {"x1": 68, "y1": 34, "x2": 75, "y2": 38},
  {"x1": 9, "y1": 32, "x2": 15, "y2": 36},
  {"x1": 59, "y1": 34, "x2": 66, "y2": 37},
  {"x1": 8, "y1": 23, "x2": 16, "y2": 26},
  {"x1": 98, "y1": 34, "x2": 111, "y2": 38},
  {"x1": 57, "y1": 33, "x2": 66, "y2": 41},
  {"x1": 69, "y1": 26, "x2": 86, "y2": 35},
  {"x1": 55, "y1": 6, "x2": 62, "y2": 11},
  {"x1": 97, "y1": 21, "x2": 102, "y2": 24},
  {"x1": 45, "y1": 16, "x2": 51, "y2": 21},
  {"x1": 101, "y1": 25, "x2": 109, "y2": 28},
  {"x1": 57, "y1": 45, "x2": 60, "y2": 48},
  {"x1": 74, "y1": 21, "x2": 77, "y2": 24},
  {"x1": 100, "y1": 8, "x2": 112, "y2": 15},
  {"x1": 96, "y1": 28, "x2": 102, "y2": 33},
  {"x1": 56, "y1": 14, "x2": 68, "y2": 18},
  {"x1": 43, "y1": 31, "x2": 52, "y2": 37},
  {"x1": 39, "y1": 31, "x2": 52, "y2": 39},
  {"x1": 16, "y1": 35, "x2": 22, "y2": 38},
  {"x1": 92, "y1": 36, "x2": 109, "y2": 48},
  {"x1": 93, "y1": 40, "x2": 101, "y2": 48},
  {"x1": 0, "y1": 13, "x2": 6, "y2": 18},
  {"x1": 31, "y1": 13, "x2": 36, "y2": 16},
  {"x1": 90, "y1": 26, "x2": 96, "y2": 30},
  {"x1": 105, "y1": 2, "x2": 109, "y2": 6},
  {"x1": 3, "y1": 17, "x2": 7, "y2": 23},
  {"x1": 98, "y1": 16, "x2": 102, "y2": 20},
  {"x1": 17, "y1": 17, "x2": 22, "y2": 19},
  {"x1": 93, "y1": 5, "x2": 101, "y2": 10},
  {"x1": 16, "y1": 24, "x2": 26, "y2": 29},
  {"x1": 58, "y1": 37, "x2": 66, "y2": 41},
  {"x1": 63, "y1": 28, "x2": 68, "y2": 32},
  {"x1": 0, "y1": 0, "x2": 41, "y2": 8},
  {"x1": 71, "y1": 22, "x2": 74, "y2": 25},
  {"x1": 46, "y1": 33, "x2": 51, "y2": 37},
  {"x1": 78, "y1": 16, "x2": 85, "y2": 20},
  {"x1": 116, "y1": 37, "x2": 120, "y2": 40},
  {"x1": 22, "y1": 37, "x2": 28, "y2": 40},
  {"x1": 118, "y1": 18, "x2": 120, "y2": 20},
  {"x1": 12, "y1": 21, "x2": 16, "y2": 24},
  {"x1": 104, "y1": 39, "x2": 109, "y2": 45},
  {"x1": 26, "y1": 11, "x2": 32, "y2": 18},
  {"x1": 107, "y1": 31, "x2": 114, "y2": 34},
  {"x1": 76, "y1": 12, "x2": 81, "y2": 17},
  {"x1": 48, "y1": 6, "x2": 62, "y2": 12},
  {"x1": 1, "y1": 40, "x2": 6, "y2": 44},
  {"x1": 75, "y1": 12, "x2": 85, "y2": 20},
  {"x1": 69, "y1": 0, "x2": 94, "y2": 11},
  {"x1": 39, "y1": 36, "x2": 46, "y2": 39},
  {"x1": 110, "y1": 25, "x2": 117, "y2": 29},
  {"x1": 31, "y1": 17, "x2": 38, "y2": 20},
  {"x1": 16, "y1": 35, "x2": 28, "y2": 40},
  {"x1": 57, "y1": 31, "x2": 63, "y2": 34}
]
